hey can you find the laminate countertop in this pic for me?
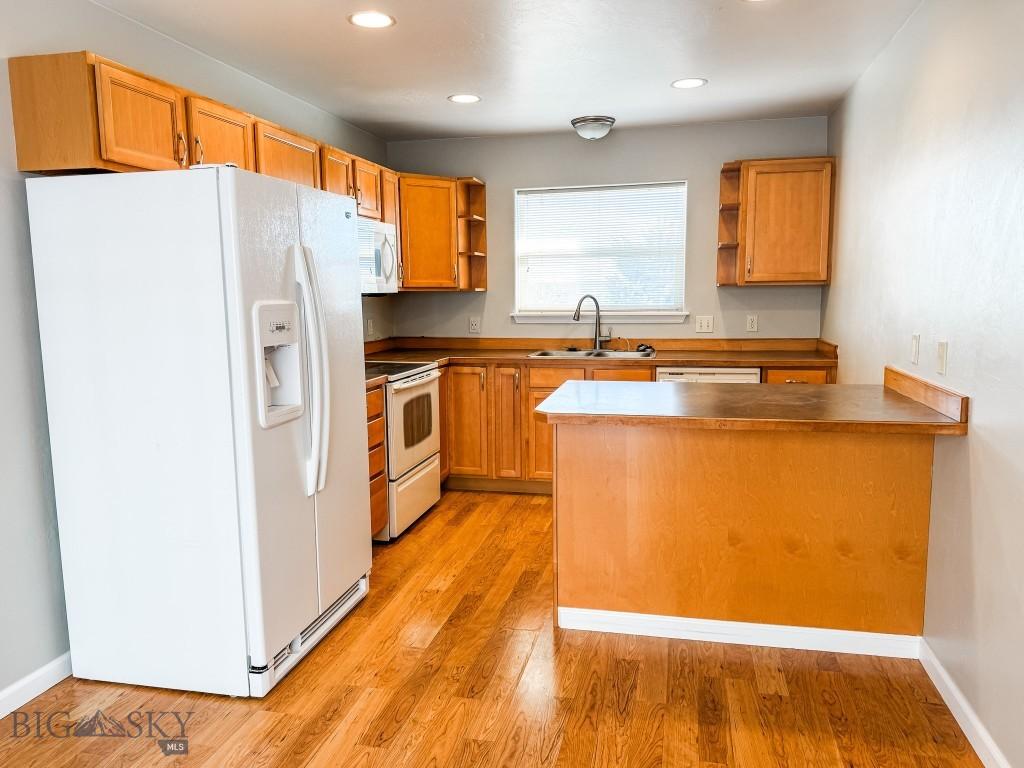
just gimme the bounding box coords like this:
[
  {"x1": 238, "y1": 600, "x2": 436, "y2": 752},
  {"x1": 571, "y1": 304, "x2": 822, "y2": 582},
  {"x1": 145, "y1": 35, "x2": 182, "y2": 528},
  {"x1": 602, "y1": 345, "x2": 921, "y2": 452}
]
[
  {"x1": 365, "y1": 347, "x2": 837, "y2": 369},
  {"x1": 535, "y1": 380, "x2": 968, "y2": 435}
]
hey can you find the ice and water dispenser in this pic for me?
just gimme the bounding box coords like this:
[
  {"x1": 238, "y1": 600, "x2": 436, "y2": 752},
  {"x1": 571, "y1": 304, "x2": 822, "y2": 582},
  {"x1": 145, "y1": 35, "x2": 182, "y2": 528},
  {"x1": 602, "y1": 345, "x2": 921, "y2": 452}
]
[{"x1": 253, "y1": 301, "x2": 303, "y2": 428}]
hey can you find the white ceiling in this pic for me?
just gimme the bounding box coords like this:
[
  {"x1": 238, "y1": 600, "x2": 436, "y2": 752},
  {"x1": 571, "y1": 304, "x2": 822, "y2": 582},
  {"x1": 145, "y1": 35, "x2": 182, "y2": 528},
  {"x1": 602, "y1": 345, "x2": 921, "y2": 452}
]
[{"x1": 98, "y1": 0, "x2": 921, "y2": 141}]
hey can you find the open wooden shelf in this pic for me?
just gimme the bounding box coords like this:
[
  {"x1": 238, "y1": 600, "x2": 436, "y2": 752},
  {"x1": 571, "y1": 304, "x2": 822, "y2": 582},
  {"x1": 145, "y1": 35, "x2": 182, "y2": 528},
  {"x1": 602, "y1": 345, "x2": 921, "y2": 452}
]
[
  {"x1": 456, "y1": 177, "x2": 488, "y2": 291},
  {"x1": 718, "y1": 242, "x2": 739, "y2": 249},
  {"x1": 719, "y1": 202, "x2": 740, "y2": 212}
]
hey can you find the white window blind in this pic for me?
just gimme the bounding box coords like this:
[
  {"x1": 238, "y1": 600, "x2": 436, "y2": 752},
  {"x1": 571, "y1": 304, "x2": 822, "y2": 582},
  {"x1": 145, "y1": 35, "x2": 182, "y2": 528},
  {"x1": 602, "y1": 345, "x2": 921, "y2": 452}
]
[{"x1": 515, "y1": 181, "x2": 687, "y2": 315}]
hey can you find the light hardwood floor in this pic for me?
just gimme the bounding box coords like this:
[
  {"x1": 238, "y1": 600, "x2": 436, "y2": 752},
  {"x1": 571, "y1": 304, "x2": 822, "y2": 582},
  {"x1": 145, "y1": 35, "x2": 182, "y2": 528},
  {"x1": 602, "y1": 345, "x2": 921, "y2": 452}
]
[{"x1": 0, "y1": 491, "x2": 980, "y2": 767}]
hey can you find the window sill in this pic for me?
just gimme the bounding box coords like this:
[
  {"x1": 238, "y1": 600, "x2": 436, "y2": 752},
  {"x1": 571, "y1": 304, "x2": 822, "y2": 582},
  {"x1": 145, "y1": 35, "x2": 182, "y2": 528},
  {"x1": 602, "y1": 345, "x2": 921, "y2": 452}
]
[{"x1": 510, "y1": 311, "x2": 690, "y2": 325}]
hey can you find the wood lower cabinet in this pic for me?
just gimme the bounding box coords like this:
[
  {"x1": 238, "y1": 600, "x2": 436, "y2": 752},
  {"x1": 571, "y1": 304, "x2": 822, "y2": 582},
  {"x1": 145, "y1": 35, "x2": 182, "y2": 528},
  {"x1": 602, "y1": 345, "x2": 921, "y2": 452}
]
[
  {"x1": 592, "y1": 367, "x2": 654, "y2": 382},
  {"x1": 493, "y1": 366, "x2": 523, "y2": 479},
  {"x1": 526, "y1": 388, "x2": 557, "y2": 481},
  {"x1": 366, "y1": 385, "x2": 388, "y2": 536},
  {"x1": 400, "y1": 175, "x2": 459, "y2": 289},
  {"x1": 763, "y1": 368, "x2": 829, "y2": 385},
  {"x1": 449, "y1": 365, "x2": 489, "y2": 476},
  {"x1": 95, "y1": 62, "x2": 187, "y2": 170},
  {"x1": 354, "y1": 159, "x2": 382, "y2": 219},
  {"x1": 438, "y1": 366, "x2": 450, "y2": 481},
  {"x1": 186, "y1": 96, "x2": 254, "y2": 169},
  {"x1": 255, "y1": 121, "x2": 321, "y2": 188},
  {"x1": 321, "y1": 146, "x2": 355, "y2": 197}
]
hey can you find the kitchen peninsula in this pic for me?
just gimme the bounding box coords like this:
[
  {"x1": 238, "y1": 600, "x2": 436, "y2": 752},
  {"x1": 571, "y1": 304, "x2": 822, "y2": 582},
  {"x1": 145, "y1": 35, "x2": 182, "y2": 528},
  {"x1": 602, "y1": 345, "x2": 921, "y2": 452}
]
[{"x1": 537, "y1": 368, "x2": 969, "y2": 654}]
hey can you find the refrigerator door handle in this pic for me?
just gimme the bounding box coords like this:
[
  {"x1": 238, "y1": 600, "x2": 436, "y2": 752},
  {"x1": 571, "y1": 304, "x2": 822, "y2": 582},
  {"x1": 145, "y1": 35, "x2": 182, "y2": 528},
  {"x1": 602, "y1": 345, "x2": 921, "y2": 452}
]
[
  {"x1": 302, "y1": 244, "x2": 332, "y2": 492},
  {"x1": 295, "y1": 244, "x2": 322, "y2": 497}
]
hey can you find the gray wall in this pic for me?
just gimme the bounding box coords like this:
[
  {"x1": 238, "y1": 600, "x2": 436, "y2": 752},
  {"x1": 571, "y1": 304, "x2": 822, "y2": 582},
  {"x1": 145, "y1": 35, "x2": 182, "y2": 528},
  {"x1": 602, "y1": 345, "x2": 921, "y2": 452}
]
[
  {"x1": 824, "y1": 0, "x2": 1023, "y2": 763},
  {"x1": 0, "y1": 0, "x2": 384, "y2": 695},
  {"x1": 386, "y1": 118, "x2": 827, "y2": 342}
]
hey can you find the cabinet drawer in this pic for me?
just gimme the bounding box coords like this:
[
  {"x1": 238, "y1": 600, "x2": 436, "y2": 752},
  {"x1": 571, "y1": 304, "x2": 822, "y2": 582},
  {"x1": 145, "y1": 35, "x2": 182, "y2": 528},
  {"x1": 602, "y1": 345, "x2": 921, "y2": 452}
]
[
  {"x1": 369, "y1": 473, "x2": 388, "y2": 536},
  {"x1": 368, "y1": 444, "x2": 386, "y2": 479},
  {"x1": 528, "y1": 367, "x2": 586, "y2": 388},
  {"x1": 366, "y1": 387, "x2": 384, "y2": 421},
  {"x1": 764, "y1": 368, "x2": 829, "y2": 385},
  {"x1": 367, "y1": 416, "x2": 386, "y2": 449},
  {"x1": 592, "y1": 368, "x2": 654, "y2": 382}
]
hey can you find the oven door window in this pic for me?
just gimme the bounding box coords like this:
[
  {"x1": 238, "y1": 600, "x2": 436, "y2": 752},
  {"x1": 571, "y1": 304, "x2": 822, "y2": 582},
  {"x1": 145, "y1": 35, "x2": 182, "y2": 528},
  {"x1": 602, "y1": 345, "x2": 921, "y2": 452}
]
[{"x1": 403, "y1": 393, "x2": 434, "y2": 448}]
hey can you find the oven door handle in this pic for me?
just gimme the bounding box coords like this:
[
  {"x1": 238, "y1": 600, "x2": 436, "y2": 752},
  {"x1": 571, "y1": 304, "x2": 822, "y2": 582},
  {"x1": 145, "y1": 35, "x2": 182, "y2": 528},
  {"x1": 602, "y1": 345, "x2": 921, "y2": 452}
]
[{"x1": 391, "y1": 370, "x2": 441, "y2": 392}]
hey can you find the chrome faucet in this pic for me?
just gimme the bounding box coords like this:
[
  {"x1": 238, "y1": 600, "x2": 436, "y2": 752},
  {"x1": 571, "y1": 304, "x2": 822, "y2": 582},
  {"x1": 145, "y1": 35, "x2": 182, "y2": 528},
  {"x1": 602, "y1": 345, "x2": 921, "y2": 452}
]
[{"x1": 573, "y1": 294, "x2": 604, "y2": 351}]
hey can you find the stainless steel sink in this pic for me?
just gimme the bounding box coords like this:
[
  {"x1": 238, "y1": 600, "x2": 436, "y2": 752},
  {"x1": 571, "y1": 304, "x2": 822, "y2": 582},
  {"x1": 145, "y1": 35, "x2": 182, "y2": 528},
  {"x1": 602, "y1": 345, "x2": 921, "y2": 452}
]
[{"x1": 527, "y1": 349, "x2": 656, "y2": 359}]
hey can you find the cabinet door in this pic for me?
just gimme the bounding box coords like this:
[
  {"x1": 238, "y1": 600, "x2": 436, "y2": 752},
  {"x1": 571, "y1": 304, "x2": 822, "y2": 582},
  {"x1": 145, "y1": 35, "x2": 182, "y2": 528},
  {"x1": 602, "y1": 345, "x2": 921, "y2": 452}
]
[
  {"x1": 438, "y1": 366, "x2": 450, "y2": 481},
  {"x1": 381, "y1": 168, "x2": 403, "y2": 282},
  {"x1": 400, "y1": 175, "x2": 459, "y2": 289},
  {"x1": 354, "y1": 160, "x2": 382, "y2": 219},
  {"x1": 95, "y1": 62, "x2": 186, "y2": 170},
  {"x1": 740, "y1": 158, "x2": 833, "y2": 284},
  {"x1": 255, "y1": 121, "x2": 321, "y2": 188},
  {"x1": 591, "y1": 367, "x2": 654, "y2": 382},
  {"x1": 449, "y1": 365, "x2": 489, "y2": 476},
  {"x1": 526, "y1": 388, "x2": 556, "y2": 481},
  {"x1": 493, "y1": 366, "x2": 523, "y2": 479},
  {"x1": 186, "y1": 96, "x2": 255, "y2": 170},
  {"x1": 322, "y1": 146, "x2": 355, "y2": 197}
]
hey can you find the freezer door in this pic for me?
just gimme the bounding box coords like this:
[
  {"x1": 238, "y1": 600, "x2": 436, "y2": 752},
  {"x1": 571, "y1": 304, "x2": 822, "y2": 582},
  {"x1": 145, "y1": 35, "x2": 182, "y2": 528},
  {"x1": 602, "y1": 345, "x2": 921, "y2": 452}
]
[
  {"x1": 297, "y1": 185, "x2": 373, "y2": 611},
  {"x1": 220, "y1": 168, "x2": 320, "y2": 668}
]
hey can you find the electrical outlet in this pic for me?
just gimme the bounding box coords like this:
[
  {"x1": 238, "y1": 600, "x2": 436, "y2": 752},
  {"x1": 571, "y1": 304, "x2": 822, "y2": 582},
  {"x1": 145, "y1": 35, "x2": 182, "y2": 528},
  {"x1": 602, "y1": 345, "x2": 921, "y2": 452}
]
[
  {"x1": 696, "y1": 315, "x2": 714, "y2": 333},
  {"x1": 745, "y1": 314, "x2": 758, "y2": 333},
  {"x1": 936, "y1": 341, "x2": 949, "y2": 375},
  {"x1": 911, "y1": 334, "x2": 920, "y2": 365},
  {"x1": 468, "y1": 316, "x2": 481, "y2": 334}
]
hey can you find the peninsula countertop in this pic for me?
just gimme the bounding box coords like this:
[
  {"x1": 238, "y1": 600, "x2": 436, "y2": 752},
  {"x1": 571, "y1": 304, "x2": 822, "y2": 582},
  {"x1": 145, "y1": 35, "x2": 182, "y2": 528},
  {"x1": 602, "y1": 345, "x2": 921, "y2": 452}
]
[{"x1": 535, "y1": 380, "x2": 968, "y2": 435}]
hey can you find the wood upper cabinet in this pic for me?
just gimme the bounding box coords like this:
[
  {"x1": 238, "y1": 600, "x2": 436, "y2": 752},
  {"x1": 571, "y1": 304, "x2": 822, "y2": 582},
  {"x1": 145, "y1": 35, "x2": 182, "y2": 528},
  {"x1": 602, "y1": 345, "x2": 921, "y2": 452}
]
[
  {"x1": 448, "y1": 365, "x2": 489, "y2": 476},
  {"x1": 254, "y1": 121, "x2": 321, "y2": 188},
  {"x1": 321, "y1": 146, "x2": 355, "y2": 197},
  {"x1": 95, "y1": 62, "x2": 187, "y2": 170},
  {"x1": 438, "y1": 366, "x2": 450, "y2": 481},
  {"x1": 400, "y1": 175, "x2": 459, "y2": 289},
  {"x1": 354, "y1": 160, "x2": 382, "y2": 219},
  {"x1": 186, "y1": 96, "x2": 255, "y2": 170},
  {"x1": 739, "y1": 158, "x2": 834, "y2": 284},
  {"x1": 493, "y1": 366, "x2": 523, "y2": 479}
]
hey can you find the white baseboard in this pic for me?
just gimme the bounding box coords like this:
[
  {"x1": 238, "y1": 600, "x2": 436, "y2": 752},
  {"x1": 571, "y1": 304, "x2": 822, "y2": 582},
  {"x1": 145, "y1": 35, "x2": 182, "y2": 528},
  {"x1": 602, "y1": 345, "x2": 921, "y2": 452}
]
[
  {"x1": 919, "y1": 641, "x2": 1012, "y2": 768},
  {"x1": 557, "y1": 607, "x2": 922, "y2": 658},
  {"x1": 0, "y1": 652, "x2": 72, "y2": 719}
]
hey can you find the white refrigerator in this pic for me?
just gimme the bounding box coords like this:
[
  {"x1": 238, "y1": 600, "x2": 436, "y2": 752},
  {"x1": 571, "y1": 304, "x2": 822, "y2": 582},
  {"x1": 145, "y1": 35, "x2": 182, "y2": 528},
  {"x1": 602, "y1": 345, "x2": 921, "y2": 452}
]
[{"x1": 26, "y1": 166, "x2": 372, "y2": 697}]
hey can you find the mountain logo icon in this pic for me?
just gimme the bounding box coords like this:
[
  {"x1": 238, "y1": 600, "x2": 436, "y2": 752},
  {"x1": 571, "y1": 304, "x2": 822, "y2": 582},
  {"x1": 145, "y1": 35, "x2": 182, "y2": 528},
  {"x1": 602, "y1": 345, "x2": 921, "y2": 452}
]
[{"x1": 73, "y1": 710, "x2": 127, "y2": 737}]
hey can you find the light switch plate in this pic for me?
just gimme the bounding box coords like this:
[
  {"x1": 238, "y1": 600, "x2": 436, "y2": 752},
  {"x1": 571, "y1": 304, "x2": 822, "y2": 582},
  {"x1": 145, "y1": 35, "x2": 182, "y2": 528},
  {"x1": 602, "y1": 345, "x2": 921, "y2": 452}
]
[
  {"x1": 936, "y1": 341, "x2": 948, "y2": 375},
  {"x1": 911, "y1": 334, "x2": 920, "y2": 365},
  {"x1": 468, "y1": 316, "x2": 481, "y2": 334},
  {"x1": 696, "y1": 315, "x2": 714, "y2": 333},
  {"x1": 746, "y1": 314, "x2": 758, "y2": 333},
  {"x1": 366, "y1": 317, "x2": 376, "y2": 337}
]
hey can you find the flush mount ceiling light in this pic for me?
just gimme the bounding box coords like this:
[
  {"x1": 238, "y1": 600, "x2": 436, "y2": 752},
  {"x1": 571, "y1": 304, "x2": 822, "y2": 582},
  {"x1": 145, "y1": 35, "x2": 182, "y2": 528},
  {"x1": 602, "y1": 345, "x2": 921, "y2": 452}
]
[
  {"x1": 671, "y1": 78, "x2": 708, "y2": 89},
  {"x1": 447, "y1": 94, "x2": 481, "y2": 104},
  {"x1": 571, "y1": 115, "x2": 615, "y2": 140},
  {"x1": 347, "y1": 11, "x2": 396, "y2": 28}
]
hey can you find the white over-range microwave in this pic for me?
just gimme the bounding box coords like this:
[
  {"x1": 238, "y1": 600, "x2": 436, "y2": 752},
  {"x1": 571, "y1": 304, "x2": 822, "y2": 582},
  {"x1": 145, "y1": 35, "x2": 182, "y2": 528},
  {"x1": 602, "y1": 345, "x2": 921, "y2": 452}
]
[{"x1": 358, "y1": 217, "x2": 399, "y2": 294}]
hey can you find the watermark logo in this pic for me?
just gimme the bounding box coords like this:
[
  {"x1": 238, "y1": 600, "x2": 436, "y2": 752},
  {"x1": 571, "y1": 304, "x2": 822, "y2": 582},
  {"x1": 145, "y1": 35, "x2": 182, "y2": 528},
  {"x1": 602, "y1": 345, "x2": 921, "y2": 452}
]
[{"x1": 11, "y1": 708, "x2": 192, "y2": 756}]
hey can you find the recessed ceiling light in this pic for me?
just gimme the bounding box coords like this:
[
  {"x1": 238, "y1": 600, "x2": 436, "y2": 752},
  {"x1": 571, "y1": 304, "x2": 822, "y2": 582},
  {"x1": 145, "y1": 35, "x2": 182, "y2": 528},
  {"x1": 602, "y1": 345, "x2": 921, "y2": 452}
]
[
  {"x1": 447, "y1": 94, "x2": 481, "y2": 104},
  {"x1": 671, "y1": 78, "x2": 708, "y2": 89},
  {"x1": 348, "y1": 11, "x2": 395, "y2": 28}
]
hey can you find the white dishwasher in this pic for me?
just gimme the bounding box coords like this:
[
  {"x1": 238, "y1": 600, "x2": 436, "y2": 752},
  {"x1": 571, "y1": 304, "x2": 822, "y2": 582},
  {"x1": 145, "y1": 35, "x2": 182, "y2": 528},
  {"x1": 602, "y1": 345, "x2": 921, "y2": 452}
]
[{"x1": 656, "y1": 367, "x2": 762, "y2": 383}]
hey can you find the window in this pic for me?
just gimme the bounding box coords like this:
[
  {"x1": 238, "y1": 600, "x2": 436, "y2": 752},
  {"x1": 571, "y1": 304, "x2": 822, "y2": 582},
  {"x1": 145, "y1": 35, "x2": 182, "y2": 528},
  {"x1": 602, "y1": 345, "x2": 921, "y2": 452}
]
[{"x1": 514, "y1": 181, "x2": 687, "y2": 320}]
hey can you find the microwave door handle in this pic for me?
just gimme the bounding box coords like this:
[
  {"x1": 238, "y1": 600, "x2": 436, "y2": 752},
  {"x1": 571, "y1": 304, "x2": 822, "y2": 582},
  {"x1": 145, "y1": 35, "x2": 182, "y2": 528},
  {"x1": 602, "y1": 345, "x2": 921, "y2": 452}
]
[
  {"x1": 302, "y1": 245, "x2": 331, "y2": 492},
  {"x1": 381, "y1": 234, "x2": 396, "y2": 280},
  {"x1": 295, "y1": 244, "x2": 322, "y2": 497}
]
